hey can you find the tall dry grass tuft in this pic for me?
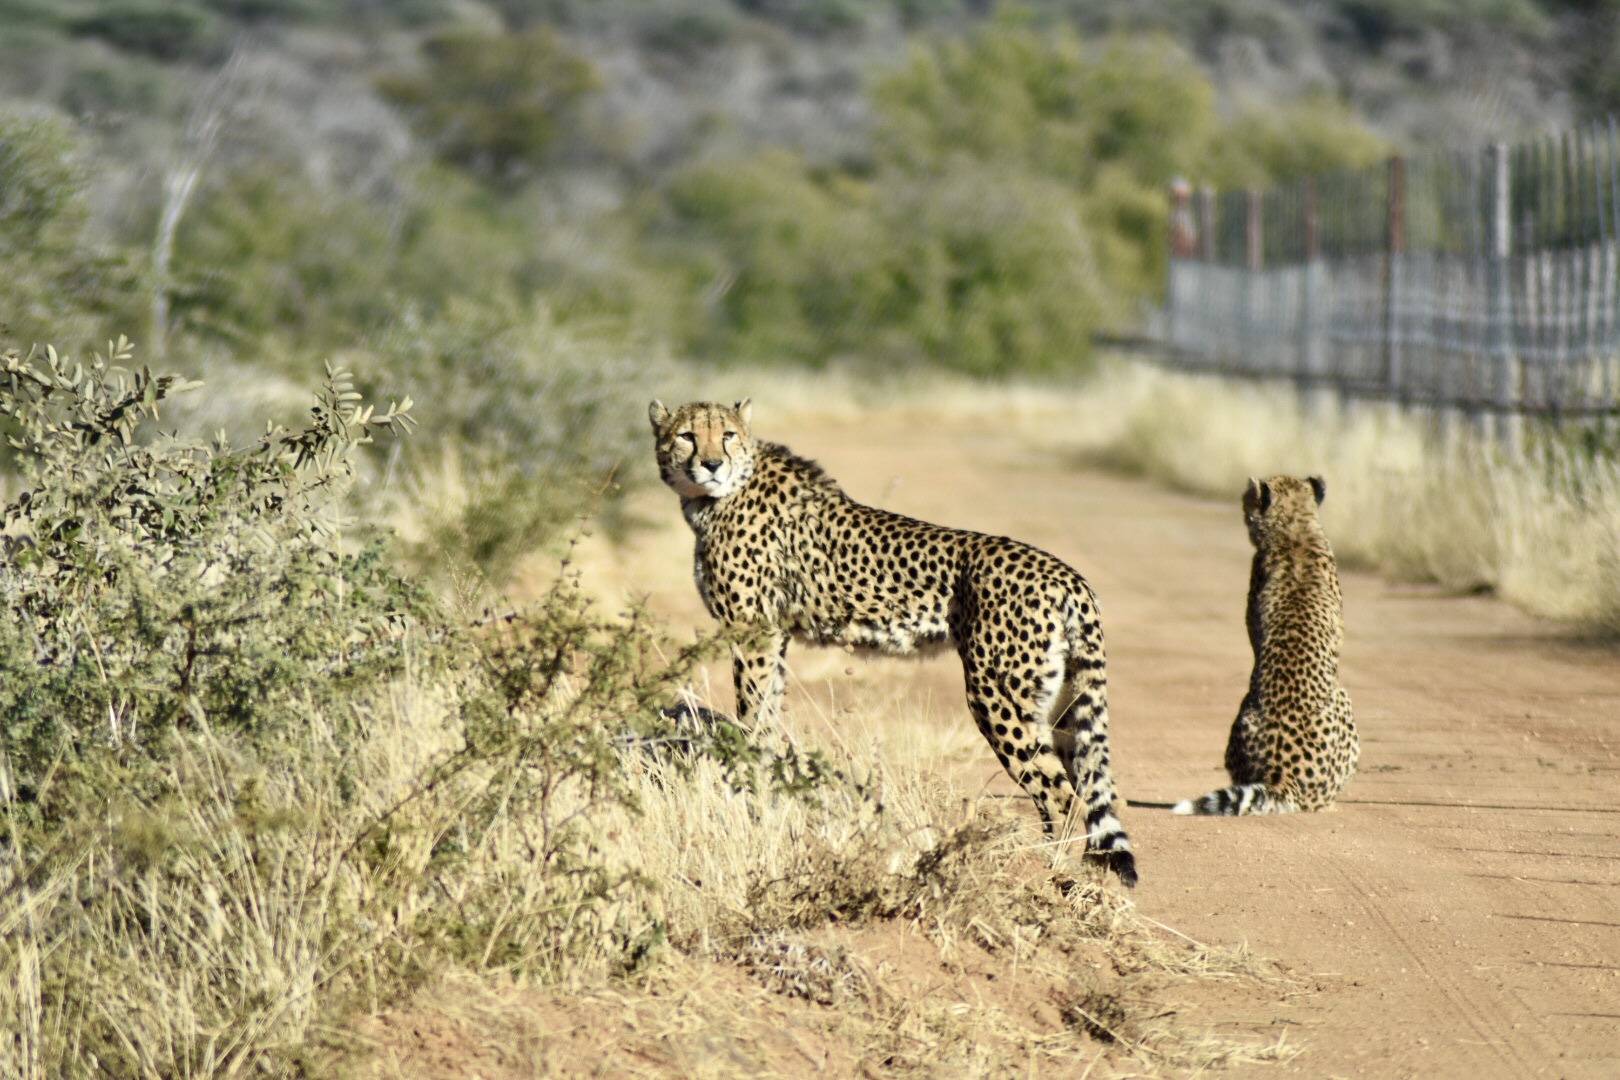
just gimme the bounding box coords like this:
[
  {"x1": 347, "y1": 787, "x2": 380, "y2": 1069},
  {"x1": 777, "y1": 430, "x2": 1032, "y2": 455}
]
[
  {"x1": 1063, "y1": 362, "x2": 1620, "y2": 634},
  {"x1": 354, "y1": 689, "x2": 1297, "y2": 1076}
]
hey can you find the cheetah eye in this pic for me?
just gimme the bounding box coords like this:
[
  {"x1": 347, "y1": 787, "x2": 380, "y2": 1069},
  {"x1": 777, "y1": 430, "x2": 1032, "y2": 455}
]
[
  {"x1": 722, "y1": 431, "x2": 737, "y2": 442},
  {"x1": 675, "y1": 431, "x2": 695, "y2": 444}
]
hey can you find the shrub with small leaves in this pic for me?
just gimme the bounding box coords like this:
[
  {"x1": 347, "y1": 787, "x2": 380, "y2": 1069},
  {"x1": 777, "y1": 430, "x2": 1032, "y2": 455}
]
[
  {"x1": 0, "y1": 336, "x2": 425, "y2": 798},
  {"x1": 0, "y1": 335, "x2": 848, "y2": 1076}
]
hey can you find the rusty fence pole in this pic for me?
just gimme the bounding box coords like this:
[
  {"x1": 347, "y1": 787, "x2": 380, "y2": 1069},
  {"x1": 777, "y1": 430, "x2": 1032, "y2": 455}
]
[{"x1": 1246, "y1": 188, "x2": 1263, "y2": 271}]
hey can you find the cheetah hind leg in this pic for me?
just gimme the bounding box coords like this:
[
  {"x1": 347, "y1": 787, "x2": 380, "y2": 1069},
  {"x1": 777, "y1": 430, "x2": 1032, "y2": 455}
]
[
  {"x1": 962, "y1": 673, "x2": 1110, "y2": 873},
  {"x1": 1053, "y1": 679, "x2": 1138, "y2": 888},
  {"x1": 1175, "y1": 688, "x2": 1301, "y2": 815}
]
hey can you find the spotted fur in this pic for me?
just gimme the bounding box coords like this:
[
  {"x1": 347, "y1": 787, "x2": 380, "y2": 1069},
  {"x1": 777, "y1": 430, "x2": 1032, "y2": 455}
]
[
  {"x1": 649, "y1": 400, "x2": 1137, "y2": 886},
  {"x1": 1174, "y1": 475, "x2": 1358, "y2": 816}
]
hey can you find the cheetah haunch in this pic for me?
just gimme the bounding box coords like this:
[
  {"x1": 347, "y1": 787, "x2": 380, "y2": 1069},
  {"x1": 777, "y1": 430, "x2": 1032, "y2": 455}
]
[
  {"x1": 1173, "y1": 475, "x2": 1358, "y2": 816},
  {"x1": 650, "y1": 399, "x2": 1136, "y2": 886}
]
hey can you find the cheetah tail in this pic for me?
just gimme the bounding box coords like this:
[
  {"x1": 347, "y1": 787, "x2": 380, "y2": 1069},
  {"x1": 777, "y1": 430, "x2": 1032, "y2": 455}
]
[
  {"x1": 1098, "y1": 848, "x2": 1138, "y2": 888},
  {"x1": 1170, "y1": 784, "x2": 1297, "y2": 816}
]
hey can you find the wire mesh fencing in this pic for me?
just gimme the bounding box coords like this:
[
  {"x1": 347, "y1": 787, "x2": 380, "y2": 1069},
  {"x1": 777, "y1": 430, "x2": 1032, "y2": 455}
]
[{"x1": 1162, "y1": 120, "x2": 1620, "y2": 445}]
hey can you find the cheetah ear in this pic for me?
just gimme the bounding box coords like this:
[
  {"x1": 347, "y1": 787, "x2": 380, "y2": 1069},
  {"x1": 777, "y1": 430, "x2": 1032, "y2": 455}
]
[
  {"x1": 1243, "y1": 477, "x2": 1268, "y2": 518},
  {"x1": 648, "y1": 400, "x2": 670, "y2": 432},
  {"x1": 733, "y1": 398, "x2": 752, "y2": 427},
  {"x1": 1308, "y1": 475, "x2": 1326, "y2": 505},
  {"x1": 1243, "y1": 477, "x2": 1272, "y2": 515}
]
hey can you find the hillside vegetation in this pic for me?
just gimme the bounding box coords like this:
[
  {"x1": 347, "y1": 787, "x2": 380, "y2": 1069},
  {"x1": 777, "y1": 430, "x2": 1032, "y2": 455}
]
[{"x1": 0, "y1": 2, "x2": 1410, "y2": 575}]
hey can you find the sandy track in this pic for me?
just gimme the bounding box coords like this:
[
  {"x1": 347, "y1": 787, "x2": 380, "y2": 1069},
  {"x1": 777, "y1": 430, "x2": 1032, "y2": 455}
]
[{"x1": 585, "y1": 409, "x2": 1620, "y2": 1078}]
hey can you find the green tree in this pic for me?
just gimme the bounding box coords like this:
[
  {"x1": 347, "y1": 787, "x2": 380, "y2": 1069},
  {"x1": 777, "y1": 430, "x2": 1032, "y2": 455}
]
[
  {"x1": 378, "y1": 27, "x2": 599, "y2": 185},
  {"x1": 0, "y1": 113, "x2": 139, "y2": 346},
  {"x1": 1206, "y1": 97, "x2": 1389, "y2": 189},
  {"x1": 873, "y1": 24, "x2": 1217, "y2": 188}
]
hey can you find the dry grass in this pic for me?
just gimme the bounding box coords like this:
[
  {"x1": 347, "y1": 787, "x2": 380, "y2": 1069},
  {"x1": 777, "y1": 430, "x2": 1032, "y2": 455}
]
[
  {"x1": 1051, "y1": 362, "x2": 1620, "y2": 633},
  {"x1": 349, "y1": 689, "x2": 1299, "y2": 1077},
  {"x1": 1, "y1": 608, "x2": 1295, "y2": 1079}
]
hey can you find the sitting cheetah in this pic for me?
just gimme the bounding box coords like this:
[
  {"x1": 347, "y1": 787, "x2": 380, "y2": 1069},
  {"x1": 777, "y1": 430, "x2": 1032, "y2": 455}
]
[
  {"x1": 1173, "y1": 475, "x2": 1358, "y2": 816},
  {"x1": 649, "y1": 399, "x2": 1137, "y2": 886}
]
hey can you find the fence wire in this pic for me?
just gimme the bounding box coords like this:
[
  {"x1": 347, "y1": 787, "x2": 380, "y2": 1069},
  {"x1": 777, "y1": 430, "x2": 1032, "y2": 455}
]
[{"x1": 1165, "y1": 119, "x2": 1620, "y2": 422}]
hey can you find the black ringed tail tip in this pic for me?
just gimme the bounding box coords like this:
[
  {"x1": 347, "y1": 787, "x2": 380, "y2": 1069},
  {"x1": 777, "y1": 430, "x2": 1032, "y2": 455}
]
[{"x1": 1088, "y1": 849, "x2": 1138, "y2": 888}]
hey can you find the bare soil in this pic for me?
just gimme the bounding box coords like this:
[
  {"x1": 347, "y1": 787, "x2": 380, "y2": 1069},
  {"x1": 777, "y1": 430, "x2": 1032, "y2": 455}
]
[{"x1": 368, "y1": 409, "x2": 1620, "y2": 1078}]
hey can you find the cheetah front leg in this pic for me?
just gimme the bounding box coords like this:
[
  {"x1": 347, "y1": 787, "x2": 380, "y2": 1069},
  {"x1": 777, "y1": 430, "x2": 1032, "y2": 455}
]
[{"x1": 732, "y1": 630, "x2": 789, "y2": 728}]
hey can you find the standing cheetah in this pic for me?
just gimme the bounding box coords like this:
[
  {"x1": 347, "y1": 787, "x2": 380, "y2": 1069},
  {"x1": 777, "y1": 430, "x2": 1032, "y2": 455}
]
[
  {"x1": 649, "y1": 399, "x2": 1136, "y2": 886},
  {"x1": 1174, "y1": 475, "x2": 1358, "y2": 816}
]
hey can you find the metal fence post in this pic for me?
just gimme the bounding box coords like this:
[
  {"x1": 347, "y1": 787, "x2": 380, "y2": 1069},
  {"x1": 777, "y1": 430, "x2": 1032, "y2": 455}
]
[
  {"x1": 1245, "y1": 188, "x2": 1263, "y2": 367},
  {"x1": 1485, "y1": 142, "x2": 1522, "y2": 454},
  {"x1": 1299, "y1": 176, "x2": 1324, "y2": 409},
  {"x1": 1384, "y1": 156, "x2": 1406, "y2": 403},
  {"x1": 1167, "y1": 178, "x2": 1194, "y2": 353}
]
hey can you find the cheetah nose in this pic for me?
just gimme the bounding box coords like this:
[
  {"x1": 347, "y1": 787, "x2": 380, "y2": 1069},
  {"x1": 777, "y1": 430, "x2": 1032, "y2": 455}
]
[{"x1": 701, "y1": 459, "x2": 723, "y2": 472}]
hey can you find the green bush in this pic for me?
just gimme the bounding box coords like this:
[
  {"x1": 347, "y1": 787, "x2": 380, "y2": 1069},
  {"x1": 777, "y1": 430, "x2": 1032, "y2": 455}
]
[
  {"x1": 1205, "y1": 96, "x2": 1389, "y2": 188},
  {"x1": 659, "y1": 145, "x2": 1110, "y2": 375},
  {"x1": 0, "y1": 113, "x2": 86, "y2": 254},
  {"x1": 661, "y1": 150, "x2": 884, "y2": 366},
  {"x1": 69, "y1": 3, "x2": 222, "y2": 61},
  {"x1": 734, "y1": 0, "x2": 869, "y2": 35},
  {"x1": 1336, "y1": 0, "x2": 1552, "y2": 47},
  {"x1": 635, "y1": 4, "x2": 744, "y2": 59},
  {"x1": 0, "y1": 0, "x2": 66, "y2": 29},
  {"x1": 167, "y1": 161, "x2": 674, "y2": 362},
  {"x1": 170, "y1": 172, "x2": 395, "y2": 350},
  {"x1": 873, "y1": 26, "x2": 1215, "y2": 189},
  {"x1": 381, "y1": 311, "x2": 662, "y2": 581},
  {"x1": 198, "y1": 0, "x2": 322, "y2": 21},
  {"x1": 0, "y1": 113, "x2": 142, "y2": 348}
]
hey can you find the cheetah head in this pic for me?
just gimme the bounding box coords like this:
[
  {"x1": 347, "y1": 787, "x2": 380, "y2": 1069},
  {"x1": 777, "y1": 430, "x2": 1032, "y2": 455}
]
[
  {"x1": 1243, "y1": 474, "x2": 1325, "y2": 546},
  {"x1": 648, "y1": 398, "x2": 756, "y2": 499}
]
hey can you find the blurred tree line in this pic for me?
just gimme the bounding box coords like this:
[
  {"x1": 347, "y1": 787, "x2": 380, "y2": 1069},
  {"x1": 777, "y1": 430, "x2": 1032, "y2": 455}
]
[
  {"x1": 0, "y1": 0, "x2": 1609, "y2": 622},
  {"x1": 0, "y1": 3, "x2": 1404, "y2": 383}
]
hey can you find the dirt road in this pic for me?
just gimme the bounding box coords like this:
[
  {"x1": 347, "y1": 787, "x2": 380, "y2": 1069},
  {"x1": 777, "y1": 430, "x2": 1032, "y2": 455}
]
[{"x1": 587, "y1": 408, "x2": 1620, "y2": 1078}]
